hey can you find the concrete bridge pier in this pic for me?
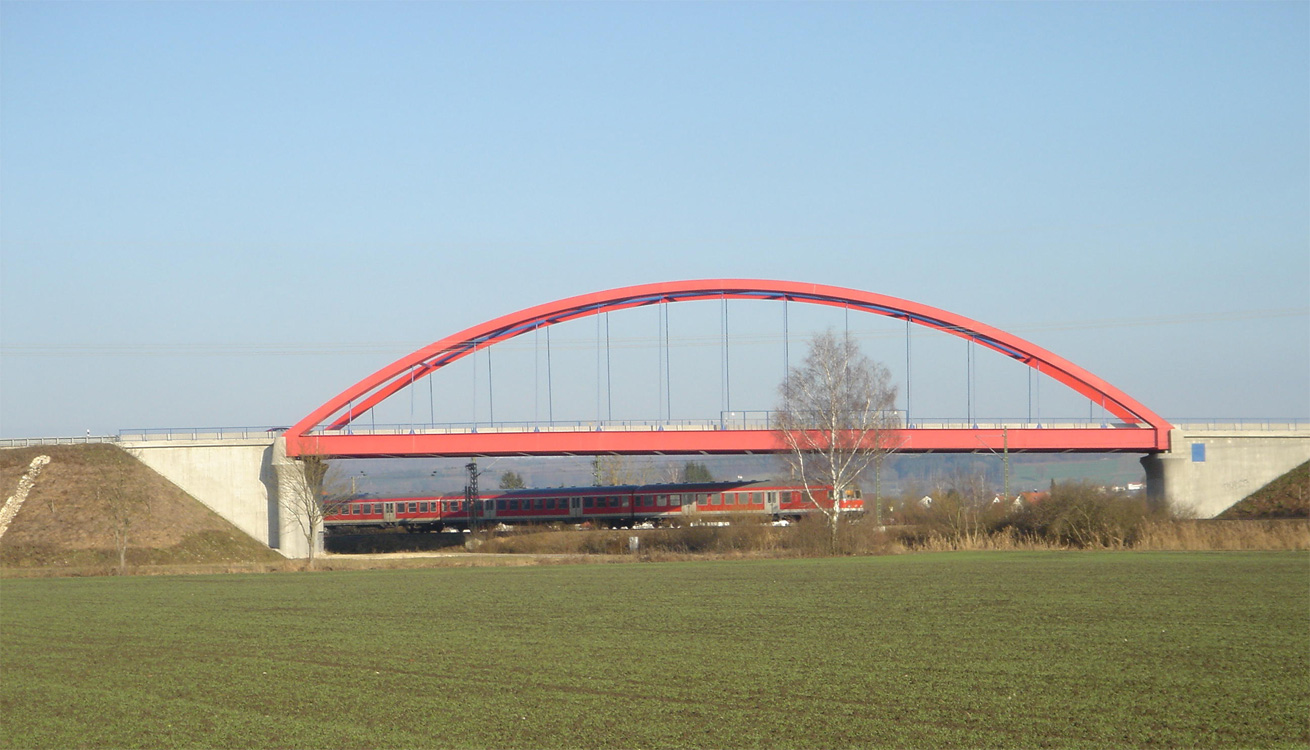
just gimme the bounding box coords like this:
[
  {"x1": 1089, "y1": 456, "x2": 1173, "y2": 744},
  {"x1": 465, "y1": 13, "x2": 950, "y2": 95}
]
[{"x1": 1142, "y1": 427, "x2": 1310, "y2": 518}]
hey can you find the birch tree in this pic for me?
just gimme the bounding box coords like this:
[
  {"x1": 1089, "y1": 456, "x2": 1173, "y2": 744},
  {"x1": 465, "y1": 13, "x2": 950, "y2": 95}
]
[
  {"x1": 775, "y1": 329, "x2": 900, "y2": 544},
  {"x1": 281, "y1": 454, "x2": 343, "y2": 568}
]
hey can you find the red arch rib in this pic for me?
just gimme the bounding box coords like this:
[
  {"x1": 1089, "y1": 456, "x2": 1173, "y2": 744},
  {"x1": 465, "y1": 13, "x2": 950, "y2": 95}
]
[{"x1": 284, "y1": 279, "x2": 1172, "y2": 450}]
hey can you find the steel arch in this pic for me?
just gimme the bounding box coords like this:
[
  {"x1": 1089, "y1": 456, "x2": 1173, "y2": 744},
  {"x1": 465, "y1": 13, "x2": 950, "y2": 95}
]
[{"x1": 285, "y1": 279, "x2": 1172, "y2": 453}]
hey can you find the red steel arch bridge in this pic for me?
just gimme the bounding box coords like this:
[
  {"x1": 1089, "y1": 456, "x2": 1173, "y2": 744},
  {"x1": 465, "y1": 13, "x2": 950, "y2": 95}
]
[{"x1": 284, "y1": 279, "x2": 1173, "y2": 459}]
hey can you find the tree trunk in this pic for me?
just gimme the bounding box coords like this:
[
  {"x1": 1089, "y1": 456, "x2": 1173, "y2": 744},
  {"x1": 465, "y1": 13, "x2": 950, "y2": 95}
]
[{"x1": 114, "y1": 527, "x2": 128, "y2": 575}]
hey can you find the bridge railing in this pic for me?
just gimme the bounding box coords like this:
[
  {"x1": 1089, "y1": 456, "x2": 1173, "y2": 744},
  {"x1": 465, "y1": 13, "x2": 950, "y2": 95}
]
[
  {"x1": 6, "y1": 419, "x2": 1304, "y2": 449},
  {"x1": 0, "y1": 435, "x2": 119, "y2": 449},
  {"x1": 1169, "y1": 419, "x2": 1310, "y2": 431},
  {"x1": 116, "y1": 427, "x2": 286, "y2": 442},
  {"x1": 299, "y1": 415, "x2": 1164, "y2": 436}
]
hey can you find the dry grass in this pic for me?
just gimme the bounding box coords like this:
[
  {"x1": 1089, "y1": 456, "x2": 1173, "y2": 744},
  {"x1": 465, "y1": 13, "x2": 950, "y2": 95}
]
[
  {"x1": 0, "y1": 444, "x2": 283, "y2": 571},
  {"x1": 1218, "y1": 460, "x2": 1309, "y2": 519},
  {"x1": 1135, "y1": 519, "x2": 1310, "y2": 550}
]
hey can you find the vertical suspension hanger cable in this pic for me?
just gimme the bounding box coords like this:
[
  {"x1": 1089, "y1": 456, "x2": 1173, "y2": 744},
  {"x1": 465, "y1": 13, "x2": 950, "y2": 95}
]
[
  {"x1": 487, "y1": 345, "x2": 494, "y2": 428},
  {"x1": 720, "y1": 295, "x2": 726, "y2": 422},
  {"x1": 471, "y1": 339, "x2": 478, "y2": 428},
  {"x1": 606, "y1": 311, "x2": 613, "y2": 422},
  {"x1": 722, "y1": 294, "x2": 731, "y2": 416},
  {"x1": 968, "y1": 337, "x2": 976, "y2": 427},
  {"x1": 783, "y1": 297, "x2": 790, "y2": 396},
  {"x1": 595, "y1": 305, "x2": 602, "y2": 425},
  {"x1": 905, "y1": 317, "x2": 912, "y2": 427},
  {"x1": 664, "y1": 301, "x2": 671, "y2": 423},
  {"x1": 844, "y1": 303, "x2": 850, "y2": 348},
  {"x1": 409, "y1": 366, "x2": 415, "y2": 433},
  {"x1": 1035, "y1": 363, "x2": 1041, "y2": 425},
  {"x1": 534, "y1": 325, "x2": 539, "y2": 423},
  {"x1": 1027, "y1": 366, "x2": 1033, "y2": 425},
  {"x1": 656, "y1": 301, "x2": 664, "y2": 423},
  {"x1": 546, "y1": 326, "x2": 554, "y2": 424},
  {"x1": 965, "y1": 336, "x2": 971, "y2": 426},
  {"x1": 428, "y1": 361, "x2": 434, "y2": 428}
]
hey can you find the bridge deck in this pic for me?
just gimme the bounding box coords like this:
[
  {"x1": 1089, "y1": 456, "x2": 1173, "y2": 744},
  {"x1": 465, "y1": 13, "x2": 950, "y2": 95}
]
[{"x1": 289, "y1": 425, "x2": 1164, "y2": 458}]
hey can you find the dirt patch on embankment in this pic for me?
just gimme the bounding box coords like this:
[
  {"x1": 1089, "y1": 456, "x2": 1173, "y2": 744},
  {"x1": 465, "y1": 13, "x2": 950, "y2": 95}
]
[{"x1": 0, "y1": 444, "x2": 283, "y2": 571}]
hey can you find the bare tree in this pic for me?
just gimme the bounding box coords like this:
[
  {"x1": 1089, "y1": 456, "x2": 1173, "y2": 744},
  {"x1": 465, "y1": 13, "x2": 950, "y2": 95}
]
[
  {"x1": 98, "y1": 463, "x2": 149, "y2": 575},
  {"x1": 280, "y1": 454, "x2": 344, "y2": 568},
  {"x1": 592, "y1": 456, "x2": 656, "y2": 487},
  {"x1": 775, "y1": 329, "x2": 900, "y2": 545}
]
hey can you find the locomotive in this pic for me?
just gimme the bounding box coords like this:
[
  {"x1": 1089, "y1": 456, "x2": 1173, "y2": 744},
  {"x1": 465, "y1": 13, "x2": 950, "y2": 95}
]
[{"x1": 323, "y1": 479, "x2": 863, "y2": 532}]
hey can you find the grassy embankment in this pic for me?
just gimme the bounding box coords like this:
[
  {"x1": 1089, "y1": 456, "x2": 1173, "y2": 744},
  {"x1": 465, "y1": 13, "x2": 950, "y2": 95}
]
[
  {"x1": 2, "y1": 552, "x2": 1306, "y2": 749},
  {"x1": 0, "y1": 445, "x2": 283, "y2": 573}
]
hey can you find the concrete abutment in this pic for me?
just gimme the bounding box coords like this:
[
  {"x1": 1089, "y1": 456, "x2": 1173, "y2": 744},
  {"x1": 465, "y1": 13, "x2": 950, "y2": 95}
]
[
  {"x1": 1143, "y1": 428, "x2": 1310, "y2": 518},
  {"x1": 122, "y1": 436, "x2": 318, "y2": 559}
]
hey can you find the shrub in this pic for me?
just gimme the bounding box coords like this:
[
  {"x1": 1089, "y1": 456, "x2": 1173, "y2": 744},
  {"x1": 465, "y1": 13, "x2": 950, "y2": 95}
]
[{"x1": 1001, "y1": 481, "x2": 1166, "y2": 548}]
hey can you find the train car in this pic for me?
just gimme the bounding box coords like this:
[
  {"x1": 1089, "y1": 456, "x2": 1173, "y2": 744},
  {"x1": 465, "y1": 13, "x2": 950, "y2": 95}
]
[{"x1": 323, "y1": 480, "x2": 863, "y2": 533}]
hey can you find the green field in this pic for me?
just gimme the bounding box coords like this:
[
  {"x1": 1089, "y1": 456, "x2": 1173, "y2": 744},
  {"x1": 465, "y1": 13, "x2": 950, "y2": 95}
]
[{"x1": 2, "y1": 552, "x2": 1307, "y2": 749}]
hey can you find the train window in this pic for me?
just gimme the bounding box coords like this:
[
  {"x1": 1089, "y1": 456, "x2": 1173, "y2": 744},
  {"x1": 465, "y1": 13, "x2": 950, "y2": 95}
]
[
  {"x1": 546, "y1": 498, "x2": 556, "y2": 510},
  {"x1": 727, "y1": 494, "x2": 737, "y2": 506},
  {"x1": 749, "y1": 493, "x2": 759, "y2": 505},
  {"x1": 408, "y1": 502, "x2": 417, "y2": 514},
  {"x1": 656, "y1": 495, "x2": 667, "y2": 507},
  {"x1": 671, "y1": 495, "x2": 682, "y2": 507},
  {"x1": 419, "y1": 502, "x2": 428, "y2": 513},
  {"x1": 496, "y1": 500, "x2": 506, "y2": 511},
  {"x1": 351, "y1": 505, "x2": 361, "y2": 515},
  {"x1": 584, "y1": 497, "x2": 594, "y2": 509},
  {"x1": 506, "y1": 499, "x2": 516, "y2": 511},
  {"x1": 608, "y1": 497, "x2": 618, "y2": 508}
]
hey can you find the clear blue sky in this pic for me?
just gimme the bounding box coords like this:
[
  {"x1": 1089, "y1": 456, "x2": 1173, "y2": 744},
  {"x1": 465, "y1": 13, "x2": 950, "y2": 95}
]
[{"x1": 1, "y1": 1, "x2": 1306, "y2": 438}]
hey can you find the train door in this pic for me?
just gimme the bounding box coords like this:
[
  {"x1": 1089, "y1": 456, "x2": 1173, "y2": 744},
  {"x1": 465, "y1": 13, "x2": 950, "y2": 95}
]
[
  {"x1": 482, "y1": 498, "x2": 496, "y2": 520},
  {"x1": 383, "y1": 502, "x2": 397, "y2": 523},
  {"x1": 569, "y1": 496, "x2": 583, "y2": 520},
  {"x1": 765, "y1": 492, "x2": 781, "y2": 516}
]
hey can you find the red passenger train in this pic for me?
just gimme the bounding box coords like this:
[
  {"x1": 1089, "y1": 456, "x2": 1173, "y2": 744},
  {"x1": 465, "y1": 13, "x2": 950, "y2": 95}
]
[{"x1": 323, "y1": 480, "x2": 863, "y2": 532}]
